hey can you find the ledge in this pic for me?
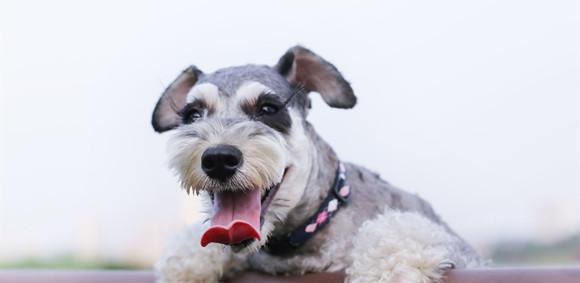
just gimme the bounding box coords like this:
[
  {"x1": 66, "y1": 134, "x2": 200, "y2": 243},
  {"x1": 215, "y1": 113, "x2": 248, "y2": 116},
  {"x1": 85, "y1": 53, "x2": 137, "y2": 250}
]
[{"x1": 0, "y1": 267, "x2": 579, "y2": 283}]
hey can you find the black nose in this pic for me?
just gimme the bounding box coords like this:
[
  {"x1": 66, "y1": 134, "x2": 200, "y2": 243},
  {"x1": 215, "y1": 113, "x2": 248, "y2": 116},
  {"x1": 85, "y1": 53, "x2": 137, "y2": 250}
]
[{"x1": 201, "y1": 145, "x2": 243, "y2": 181}]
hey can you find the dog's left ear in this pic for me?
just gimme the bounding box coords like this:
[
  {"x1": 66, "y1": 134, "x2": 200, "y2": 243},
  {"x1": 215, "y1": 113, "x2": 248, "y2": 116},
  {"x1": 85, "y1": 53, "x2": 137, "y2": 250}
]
[
  {"x1": 151, "y1": 66, "x2": 203, "y2": 133},
  {"x1": 275, "y1": 46, "x2": 356, "y2": 109}
]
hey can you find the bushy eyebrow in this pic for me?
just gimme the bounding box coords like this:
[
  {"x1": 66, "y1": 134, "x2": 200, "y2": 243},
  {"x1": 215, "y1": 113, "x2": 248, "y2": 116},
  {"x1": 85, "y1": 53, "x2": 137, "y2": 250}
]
[
  {"x1": 178, "y1": 99, "x2": 210, "y2": 117},
  {"x1": 185, "y1": 83, "x2": 220, "y2": 114},
  {"x1": 239, "y1": 92, "x2": 283, "y2": 115}
]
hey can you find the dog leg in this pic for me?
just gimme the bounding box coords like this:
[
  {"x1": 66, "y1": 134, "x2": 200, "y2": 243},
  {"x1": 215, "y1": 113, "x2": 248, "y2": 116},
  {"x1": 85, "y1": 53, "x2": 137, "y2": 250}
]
[
  {"x1": 155, "y1": 223, "x2": 246, "y2": 283},
  {"x1": 345, "y1": 210, "x2": 481, "y2": 283}
]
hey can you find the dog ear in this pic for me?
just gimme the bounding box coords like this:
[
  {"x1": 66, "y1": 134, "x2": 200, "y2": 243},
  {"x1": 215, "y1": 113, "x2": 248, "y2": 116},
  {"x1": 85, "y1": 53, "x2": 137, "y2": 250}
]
[
  {"x1": 275, "y1": 46, "x2": 356, "y2": 109},
  {"x1": 151, "y1": 66, "x2": 203, "y2": 133}
]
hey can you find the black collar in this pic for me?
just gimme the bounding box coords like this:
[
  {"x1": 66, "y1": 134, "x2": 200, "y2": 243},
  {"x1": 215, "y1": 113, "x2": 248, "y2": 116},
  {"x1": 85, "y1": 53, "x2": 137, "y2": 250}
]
[{"x1": 262, "y1": 162, "x2": 351, "y2": 255}]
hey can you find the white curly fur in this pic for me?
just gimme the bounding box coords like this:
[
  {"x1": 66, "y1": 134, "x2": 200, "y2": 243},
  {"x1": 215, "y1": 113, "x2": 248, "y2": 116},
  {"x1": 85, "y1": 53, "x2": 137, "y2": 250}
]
[
  {"x1": 156, "y1": 209, "x2": 479, "y2": 283},
  {"x1": 155, "y1": 223, "x2": 245, "y2": 283},
  {"x1": 346, "y1": 209, "x2": 464, "y2": 283}
]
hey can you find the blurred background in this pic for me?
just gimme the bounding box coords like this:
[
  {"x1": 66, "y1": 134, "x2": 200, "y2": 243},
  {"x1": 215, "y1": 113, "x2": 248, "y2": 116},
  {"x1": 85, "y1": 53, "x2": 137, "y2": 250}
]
[{"x1": 1, "y1": 0, "x2": 579, "y2": 269}]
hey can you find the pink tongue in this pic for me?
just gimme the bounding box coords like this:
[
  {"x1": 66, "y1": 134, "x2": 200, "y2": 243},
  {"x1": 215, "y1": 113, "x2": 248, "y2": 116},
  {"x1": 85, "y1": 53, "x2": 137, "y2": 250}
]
[{"x1": 200, "y1": 189, "x2": 261, "y2": 247}]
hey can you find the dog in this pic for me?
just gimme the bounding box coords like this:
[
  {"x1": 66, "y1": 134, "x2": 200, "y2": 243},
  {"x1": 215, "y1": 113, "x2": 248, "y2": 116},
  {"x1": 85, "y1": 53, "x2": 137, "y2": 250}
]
[{"x1": 151, "y1": 46, "x2": 484, "y2": 283}]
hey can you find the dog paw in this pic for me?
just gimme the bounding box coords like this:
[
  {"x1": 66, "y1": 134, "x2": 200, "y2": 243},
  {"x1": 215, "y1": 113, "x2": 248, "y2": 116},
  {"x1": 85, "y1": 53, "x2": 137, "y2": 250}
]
[
  {"x1": 154, "y1": 223, "x2": 239, "y2": 283},
  {"x1": 345, "y1": 210, "x2": 460, "y2": 283}
]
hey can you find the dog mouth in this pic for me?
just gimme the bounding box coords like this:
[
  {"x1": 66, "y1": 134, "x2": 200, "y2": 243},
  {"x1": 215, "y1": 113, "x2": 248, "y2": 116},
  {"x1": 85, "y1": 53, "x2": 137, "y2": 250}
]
[{"x1": 200, "y1": 168, "x2": 288, "y2": 247}]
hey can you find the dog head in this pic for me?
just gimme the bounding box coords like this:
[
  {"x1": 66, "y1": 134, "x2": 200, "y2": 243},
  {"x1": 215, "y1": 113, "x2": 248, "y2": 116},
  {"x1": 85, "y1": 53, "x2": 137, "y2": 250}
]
[{"x1": 152, "y1": 46, "x2": 356, "y2": 252}]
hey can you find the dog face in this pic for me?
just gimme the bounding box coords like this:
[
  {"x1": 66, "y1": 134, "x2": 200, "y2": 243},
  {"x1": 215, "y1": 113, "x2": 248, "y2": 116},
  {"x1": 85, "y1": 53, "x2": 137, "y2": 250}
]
[{"x1": 152, "y1": 46, "x2": 356, "y2": 252}]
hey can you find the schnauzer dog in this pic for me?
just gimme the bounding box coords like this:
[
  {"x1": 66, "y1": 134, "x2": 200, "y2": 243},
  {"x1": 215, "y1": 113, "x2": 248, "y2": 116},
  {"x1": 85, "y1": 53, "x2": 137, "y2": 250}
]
[{"x1": 152, "y1": 46, "x2": 484, "y2": 283}]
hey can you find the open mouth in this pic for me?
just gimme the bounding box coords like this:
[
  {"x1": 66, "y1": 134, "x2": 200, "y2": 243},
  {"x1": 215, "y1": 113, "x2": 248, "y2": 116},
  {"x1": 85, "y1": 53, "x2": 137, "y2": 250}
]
[{"x1": 200, "y1": 168, "x2": 288, "y2": 247}]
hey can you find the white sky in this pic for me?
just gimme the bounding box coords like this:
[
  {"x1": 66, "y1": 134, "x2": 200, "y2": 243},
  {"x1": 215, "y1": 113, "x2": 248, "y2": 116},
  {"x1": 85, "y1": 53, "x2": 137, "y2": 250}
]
[{"x1": 1, "y1": 0, "x2": 579, "y2": 263}]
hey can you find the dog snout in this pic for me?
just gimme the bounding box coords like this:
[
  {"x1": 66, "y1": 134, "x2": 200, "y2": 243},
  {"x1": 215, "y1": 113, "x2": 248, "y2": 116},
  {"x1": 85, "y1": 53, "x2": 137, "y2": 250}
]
[{"x1": 201, "y1": 144, "x2": 243, "y2": 181}]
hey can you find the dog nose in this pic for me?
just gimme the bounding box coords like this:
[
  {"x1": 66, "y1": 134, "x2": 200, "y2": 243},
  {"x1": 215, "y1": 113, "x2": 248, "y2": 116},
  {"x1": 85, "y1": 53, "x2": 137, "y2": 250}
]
[{"x1": 201, "y1": 145, "x2": 243, "y2": 180}]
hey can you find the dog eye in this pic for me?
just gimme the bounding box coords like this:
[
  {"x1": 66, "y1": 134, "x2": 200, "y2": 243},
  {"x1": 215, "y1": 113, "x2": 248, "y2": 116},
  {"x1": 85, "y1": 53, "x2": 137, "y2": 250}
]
[
  {"x1": 183, "y1": 108, "x2": 203, "y2": 123},
  {"x1": 258, "y1": 103, "x2": 279, "y2": 115}
]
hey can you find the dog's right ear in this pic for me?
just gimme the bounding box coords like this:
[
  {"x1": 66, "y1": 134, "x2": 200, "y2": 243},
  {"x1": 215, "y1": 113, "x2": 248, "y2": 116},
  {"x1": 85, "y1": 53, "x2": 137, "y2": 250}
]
[
  {"x1": 151, "y1": 66, "x2": 203, "y2": 133},
  {"x1": 275, "y1": 46, "x2": 356, "y2": 109}
]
